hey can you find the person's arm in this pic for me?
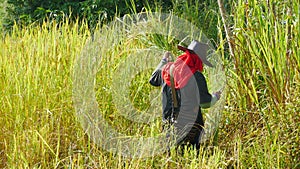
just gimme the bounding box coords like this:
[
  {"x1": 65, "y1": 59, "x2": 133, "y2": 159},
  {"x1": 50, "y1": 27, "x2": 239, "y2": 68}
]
[
  {"x1": 149, "y1": 52, "x2": 171, "y2": 86},
  {"x1": 202, "y1": 93, "x2": 219, "y2": 108},
  {"x1": 195, "y1": 71, "x2": 220, "y2": 108},
  {"x1": 149, "y1": 59, "x2": 167, "y2": 86}
]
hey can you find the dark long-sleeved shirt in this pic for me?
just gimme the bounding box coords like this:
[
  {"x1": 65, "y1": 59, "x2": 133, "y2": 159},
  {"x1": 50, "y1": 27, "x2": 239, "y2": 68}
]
[{"x1": 149, "y1": 59, "x2": 217, "y2": 125}]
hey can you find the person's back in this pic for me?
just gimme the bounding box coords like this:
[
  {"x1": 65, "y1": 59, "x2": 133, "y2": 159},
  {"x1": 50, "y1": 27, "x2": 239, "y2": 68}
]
[
  {"x1": 173, "y1": 71, "x2": 208, "y2": 147},
  {"x1": 149, "y1": 40, "x2": 221, "y2": 149}
]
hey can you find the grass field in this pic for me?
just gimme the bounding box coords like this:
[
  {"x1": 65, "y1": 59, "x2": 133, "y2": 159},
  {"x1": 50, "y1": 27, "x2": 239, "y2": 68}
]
[{"x1": 0, "y1": 0, "x2": 299, "y2": 168}]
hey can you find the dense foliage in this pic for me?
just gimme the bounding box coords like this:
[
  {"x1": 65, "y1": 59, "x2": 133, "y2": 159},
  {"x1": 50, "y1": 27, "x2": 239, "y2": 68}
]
[
  {"x1": 2, "y1": 0, "x2": 172, "y2": 29},
  {"x1": 1, "y1": 0, "x2": 220, "y2": 41}
]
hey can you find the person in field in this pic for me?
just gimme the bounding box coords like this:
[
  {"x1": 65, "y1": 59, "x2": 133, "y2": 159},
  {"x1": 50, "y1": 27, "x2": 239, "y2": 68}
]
[{"x1": 149, "y1": 40, "x2": 222, "y2": 150}]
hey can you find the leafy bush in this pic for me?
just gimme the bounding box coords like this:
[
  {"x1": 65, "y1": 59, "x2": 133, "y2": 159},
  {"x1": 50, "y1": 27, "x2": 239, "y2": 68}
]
[
  {"x1": 3, "y1": 0, "x2": 174, "y2": 30},
  {"x1": 2, "y1": 0, "x2": 220, "y2": 42}
]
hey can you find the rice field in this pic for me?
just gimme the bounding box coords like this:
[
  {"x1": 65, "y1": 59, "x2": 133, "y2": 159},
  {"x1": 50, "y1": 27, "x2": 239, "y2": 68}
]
[{"x1": 0, "y1": 0, "x2": 299, "y2": 168}]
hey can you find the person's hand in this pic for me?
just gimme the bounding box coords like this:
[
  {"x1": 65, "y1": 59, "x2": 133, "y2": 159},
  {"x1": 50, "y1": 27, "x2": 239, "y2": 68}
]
[
  {"x1": 162, "y1": 51, "x2": 171, "y2": 62},
  {"x1": 213, "y1": 90, "x2": 222, "y2": 100}
]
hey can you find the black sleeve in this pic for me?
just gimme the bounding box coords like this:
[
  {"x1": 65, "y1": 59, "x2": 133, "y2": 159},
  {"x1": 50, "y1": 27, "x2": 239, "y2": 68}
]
[
  {"x1": 149, "y1": 69, "x2": 163, "y2": 86},
  {"x1": 149, "y1": 59, "x2": 167, "y2": 87},
  {"x1": 194, "y1": 71, "x2": 212, "y2": 104}
]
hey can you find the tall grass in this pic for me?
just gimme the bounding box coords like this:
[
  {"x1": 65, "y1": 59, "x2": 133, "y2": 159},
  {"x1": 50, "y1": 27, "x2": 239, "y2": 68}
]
[
  {"x1": 0, "y1": 20, "x2": 90, "y2": 167},
  {"x1": 0, "y1": 0, "x2": 299, "y2": 168},
  {"x1": 220, "y1": 0, "x2": 300, "y2": 168}
]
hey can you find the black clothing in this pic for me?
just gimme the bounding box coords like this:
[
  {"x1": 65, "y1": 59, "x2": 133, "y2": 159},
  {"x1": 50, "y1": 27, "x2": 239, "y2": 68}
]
[{"x1": 149, "y1": 61, "x2": 213, "y2": 148}]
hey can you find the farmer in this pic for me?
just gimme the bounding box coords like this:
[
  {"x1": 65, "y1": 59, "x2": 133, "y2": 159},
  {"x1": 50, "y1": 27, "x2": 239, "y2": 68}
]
[{"x1": 149, "y1": 40, "x2": 222, "y2": 150}]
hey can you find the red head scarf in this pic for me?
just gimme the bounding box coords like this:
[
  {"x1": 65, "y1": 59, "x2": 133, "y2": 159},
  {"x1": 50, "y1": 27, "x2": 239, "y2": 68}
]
[{"x1": 162, "y1": 50, "x2": 203, "y2": 89}]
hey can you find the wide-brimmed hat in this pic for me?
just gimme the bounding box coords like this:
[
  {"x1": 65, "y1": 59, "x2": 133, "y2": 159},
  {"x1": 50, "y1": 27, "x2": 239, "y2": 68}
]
[{"x1": 178, "y1": 40, "x2": 214, "y2": 67}]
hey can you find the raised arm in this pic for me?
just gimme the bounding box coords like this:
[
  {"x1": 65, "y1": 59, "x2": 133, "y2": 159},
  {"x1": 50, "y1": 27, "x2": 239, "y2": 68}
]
[{"x1": 149, "y1": 52, "x2": 171, "y2": 86}]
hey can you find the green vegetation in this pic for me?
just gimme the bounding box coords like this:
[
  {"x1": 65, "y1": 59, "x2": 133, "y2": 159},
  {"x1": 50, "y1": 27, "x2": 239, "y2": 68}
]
[
  {"x1": 0, "y1": 0, "x2": 299, "y2": 168},
  {"x1": 0, "y1": 0, "x2": 7, "y2": 31},
  {"x1": 2, "y1": 0, "x2": 172, "y2": 30}
]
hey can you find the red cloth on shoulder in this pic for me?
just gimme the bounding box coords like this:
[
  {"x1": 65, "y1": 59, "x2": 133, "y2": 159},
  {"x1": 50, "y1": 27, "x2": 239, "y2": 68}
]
[{"x1": 162, "y1": 50, "x2": 203, "y2": 89}]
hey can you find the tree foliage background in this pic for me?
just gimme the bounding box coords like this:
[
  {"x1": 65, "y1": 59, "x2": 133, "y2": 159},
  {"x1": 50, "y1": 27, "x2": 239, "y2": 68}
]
[
  {"x1": 2, "y1": 0, "x2": 171, "y2": 29},
  {"x1": 0, "y1": 0, "x2": 222, "y2": 42}
]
